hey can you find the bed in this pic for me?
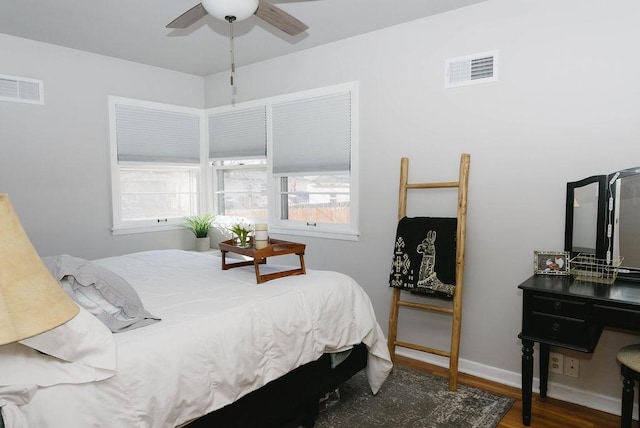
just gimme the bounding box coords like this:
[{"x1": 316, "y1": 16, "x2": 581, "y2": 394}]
[{"x1": 0, "y1": 250, "x2": 392, "y2": 427}]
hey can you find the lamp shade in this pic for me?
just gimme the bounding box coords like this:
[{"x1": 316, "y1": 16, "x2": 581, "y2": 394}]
[
  {"x1": 201, "y1": 0, "x2": 259, "y2": 21},
  {"x1": 0, "y1": 194, "x2": 78, "y2": 346}
]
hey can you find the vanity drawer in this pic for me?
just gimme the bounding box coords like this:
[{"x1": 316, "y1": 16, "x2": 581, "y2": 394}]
[
  {"x1": 593, "y1": 304, "x2": 640, "y2": 331},
  {"x1": 531, "y1": 295, "x2": 588, "y2": 318},
  {"x1": 529, "y1": 312, "x2": 588, "y2": 347}
]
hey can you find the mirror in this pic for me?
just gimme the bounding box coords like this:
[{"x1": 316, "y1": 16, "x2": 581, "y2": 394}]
[
  {"x1": 565, "y1": 168, "x2": 640, "y2": 282},
  {"x1": 610, "y1": 167, "x2": 640, "y2": 280},
  {"x1": 564, "y1": 175, "x2": 608, "y2": 260}
]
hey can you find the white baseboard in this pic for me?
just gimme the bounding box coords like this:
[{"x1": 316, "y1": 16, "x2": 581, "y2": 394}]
[{"x1": 394, "y1": 347, "x2": 631, "y2": 419}]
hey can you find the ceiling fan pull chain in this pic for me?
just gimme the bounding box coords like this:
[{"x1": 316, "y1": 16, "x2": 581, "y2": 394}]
[{"x1": 227, "y1": 16, "x2": 236, "y2": 86}]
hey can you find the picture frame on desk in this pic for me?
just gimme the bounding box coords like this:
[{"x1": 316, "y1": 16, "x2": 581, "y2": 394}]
[{"x1": 534, "y1": 250, "x2": 569, "y2": 275}]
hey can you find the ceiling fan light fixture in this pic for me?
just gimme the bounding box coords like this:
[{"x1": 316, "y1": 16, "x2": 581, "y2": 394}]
[{"x1": 201, "y1": 0, "x2": 259, "y2": 21}]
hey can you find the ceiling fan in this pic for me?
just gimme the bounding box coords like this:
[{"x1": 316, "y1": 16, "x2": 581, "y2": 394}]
[{"x1": 166, "y1": 0, "x2": 309, "y2": 36}]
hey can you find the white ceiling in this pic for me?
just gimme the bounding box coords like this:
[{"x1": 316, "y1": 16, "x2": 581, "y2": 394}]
[{"x1": 0, "y1": 0, "x2": 487, "y2": 77}]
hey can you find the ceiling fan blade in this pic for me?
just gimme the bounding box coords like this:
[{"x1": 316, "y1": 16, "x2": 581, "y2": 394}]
[
  {"x1": 254, "y1": 1, "x2": 308, "y2": 36},
  {"x1": 166, "y1": 3, "x2": 208, "y2": 29}
]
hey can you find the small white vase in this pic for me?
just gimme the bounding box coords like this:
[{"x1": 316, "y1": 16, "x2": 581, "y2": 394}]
[{"x1": 196, "y1": 237, "x2": 210, "y2": 252}]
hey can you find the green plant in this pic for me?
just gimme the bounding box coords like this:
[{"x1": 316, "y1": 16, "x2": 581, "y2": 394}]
[
  {"x1": 183, "y1": 214, "x2": 215, "y2": 238},
  {"x1": 229, "y1": 222, "x2": 252, "y2": 247}
]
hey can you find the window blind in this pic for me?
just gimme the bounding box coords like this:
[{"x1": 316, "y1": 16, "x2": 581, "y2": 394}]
[
  {"x1": 272, "y1": 92, "x2": 351, "y2": 175},
  {"x1": 208, "y1": 107, "x2": 266, "y2": 159},
  {"x1": 115, "y1": 105, "x2": 200, "y2": 163}
]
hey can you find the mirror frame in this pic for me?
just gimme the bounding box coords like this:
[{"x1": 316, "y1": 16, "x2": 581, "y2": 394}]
[
  {"x1": 564, "y1": 174, "x2": 608, "y2": 261},
  {"x1": 607, "y1": 167, "x2": 640, "y2": 281}
]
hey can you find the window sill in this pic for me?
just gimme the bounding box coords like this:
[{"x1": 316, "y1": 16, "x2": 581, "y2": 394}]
[
  {"x1": 111, "y1": 224, "x2": 184, "y2": 236},
  {"x1": 268, "y1": 225, "x2": 359, "y2": 242}
]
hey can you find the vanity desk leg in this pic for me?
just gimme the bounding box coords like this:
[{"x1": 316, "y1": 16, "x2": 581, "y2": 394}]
[
  {"x1": 539, "y1": 342, "x2": 550, "y2": 398},
  {"x1": 521, "y1": 339, "x2": 534, "y2": 426}
]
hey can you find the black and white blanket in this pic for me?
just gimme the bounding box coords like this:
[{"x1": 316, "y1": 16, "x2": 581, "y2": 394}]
[{"x1": 389, "y1": 217, "x2": 457, "y2": 298}]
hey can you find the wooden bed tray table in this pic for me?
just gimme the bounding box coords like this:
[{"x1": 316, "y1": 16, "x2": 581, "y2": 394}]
[{"x1": 218, "y1": 238, "x2": 306, "y2": 283}]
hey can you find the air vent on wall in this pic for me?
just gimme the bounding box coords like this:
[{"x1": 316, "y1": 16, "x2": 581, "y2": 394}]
[
  {"x1": 0, "y1": 74, "x2": 44, "y2": 104},
  {"x1": 445, "y1": 51, "x2": 498, "y2": 88}
]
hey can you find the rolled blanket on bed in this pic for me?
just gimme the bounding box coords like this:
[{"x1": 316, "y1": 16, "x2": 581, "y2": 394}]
[{"x1": 389, "y1": 216, "x2": 457, "y2": 298}]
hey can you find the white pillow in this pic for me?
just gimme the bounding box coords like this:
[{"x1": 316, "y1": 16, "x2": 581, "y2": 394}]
[{"x1": 0, "y1": 304, "x2": 116, "y2": 386}]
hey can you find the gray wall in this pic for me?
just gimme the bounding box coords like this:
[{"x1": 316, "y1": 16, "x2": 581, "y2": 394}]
[
  {"x1": 0, "y1": 34, "x2": 205, "y2": 259},
  {"x1": 1, "y1": 0, "x2": 640, "y2": 417},
  {"x1": 204, "y1": 0, "x2": 640, "y2": 415}
]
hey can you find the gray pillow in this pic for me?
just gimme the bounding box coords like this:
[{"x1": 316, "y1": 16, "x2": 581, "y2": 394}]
[{"x1": 42, "y1": 255, "x2": 160, "y2": 333}]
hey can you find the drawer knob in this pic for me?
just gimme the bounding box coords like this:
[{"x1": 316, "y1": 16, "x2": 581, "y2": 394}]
[
  {"x1": 552, "y1": 322, "x2": 560, "y2": 332},
  {"x1": 553, "y1": 301, "x2": 562, "y2": 310}
]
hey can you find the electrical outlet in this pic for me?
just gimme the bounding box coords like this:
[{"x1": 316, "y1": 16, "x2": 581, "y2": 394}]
[
  {"x1": 549, "y1": 352, "x2": 563, "y2": 374},
  {"x1": 565, "y1": 357, "x2": 579, "y2": 378}
]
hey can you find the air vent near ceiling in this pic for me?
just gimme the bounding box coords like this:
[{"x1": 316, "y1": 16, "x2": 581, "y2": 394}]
[
  {"x1": 0, "y1": 74, "x2": 44, "y2": 104},
  {"x1": 445, "y1": 50, "x2": 498, "y2": 88}
]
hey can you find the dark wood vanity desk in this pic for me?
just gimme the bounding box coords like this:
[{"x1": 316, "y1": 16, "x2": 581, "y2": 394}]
[{"x1": 518, "y1": 274, "x2": 640, "y2": 426}]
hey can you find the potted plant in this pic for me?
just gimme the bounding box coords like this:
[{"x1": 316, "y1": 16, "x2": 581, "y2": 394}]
[
  {"x1": 183, "y1": 213, "x2": 215, "y2": 251},
  {"x1": 229, "y1": 222, "x2": 252, "y2": 248}
]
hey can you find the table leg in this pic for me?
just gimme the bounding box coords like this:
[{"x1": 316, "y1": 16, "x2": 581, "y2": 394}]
[
  {"x1": 298, "y1": 252, "x2": 306, "y2": 274},
  {"x1": 539, "y1": 343, "x2": 549, "y2": 398},
  {"x1": 521, "y1": 339, "x2": 534, "y2": 426}
]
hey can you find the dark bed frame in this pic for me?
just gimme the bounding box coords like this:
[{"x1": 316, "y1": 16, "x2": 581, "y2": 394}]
[
  {"x1": 186, "y1": 343, "x2": 368, "y2": 428},
  {"x1": 0, "y1": 344, "x2": 367, "y2": 428}
]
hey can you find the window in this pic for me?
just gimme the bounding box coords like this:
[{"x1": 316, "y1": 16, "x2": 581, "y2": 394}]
[
  {"x1": 119, "y1": 166, "x2": 199, "y2": 222},
  {"x1": 108, "y1": 82, "x2": 358, "y2": 240},
  {"x1": 109, "y1": 97, "x2": 203, "y2": 233},
  {"x1": 208, "y1": 106, "x2": 267, "y2": 222},
  {"x1": 207, "y1": 82, "x2": 358, "y2": 240},
  {"x1": 212, "y1": 159, "x2": 267, "y2": 219},
  {"x1": 279, "y1": 174, "x2": 350, "y2": 224},
  {"x1": 271, "y1": 90, "x2": 355, "y2": 238}
]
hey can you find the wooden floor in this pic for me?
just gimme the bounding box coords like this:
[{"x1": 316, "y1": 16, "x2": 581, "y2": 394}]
[{"x1": 395, "y1": 355, "x2": 634, "y2": 428}]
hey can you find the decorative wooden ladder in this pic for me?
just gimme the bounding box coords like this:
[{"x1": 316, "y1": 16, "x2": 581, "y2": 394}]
[{"x1": 387, "y1": 154, "x2": 470, "y2": 391}]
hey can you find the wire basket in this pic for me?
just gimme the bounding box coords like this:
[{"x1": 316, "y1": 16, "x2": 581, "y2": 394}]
[{"x1": 569, "y1": 253, "x2": 623, "y2": 284}]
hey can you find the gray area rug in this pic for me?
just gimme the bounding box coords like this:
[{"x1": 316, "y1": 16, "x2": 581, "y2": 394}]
[{"x1": 314, "y1": 365, "x2": 514, "y2": 428}]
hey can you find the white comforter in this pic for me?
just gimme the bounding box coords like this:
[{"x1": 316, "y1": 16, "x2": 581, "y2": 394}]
[{"x1": 11, "y1": 250, "x2": 392, "y2": 427}]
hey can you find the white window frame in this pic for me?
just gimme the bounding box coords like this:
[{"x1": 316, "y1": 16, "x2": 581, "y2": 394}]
[
  {"x1": 206, "y1": 82, "x2": 359, "y2": 241},
  {"x1": 207, "y1": 99, "x2": 268, "y2": 225},
  {"x1": 108, "y1": 96, "x2": 208, "y2": 234},
  {"x1": 210, "y1": 158, "x2": 268, "y2": 220}
]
